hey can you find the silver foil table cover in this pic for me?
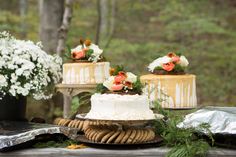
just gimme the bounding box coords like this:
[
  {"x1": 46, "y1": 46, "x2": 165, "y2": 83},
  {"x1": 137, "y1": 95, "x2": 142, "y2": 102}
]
[
  {"x1": 178, "y1": 106, "x2": 236, "y2": 134},
  {"x1": 0, "y1": 121, "x2": 78, "y2": 150}
]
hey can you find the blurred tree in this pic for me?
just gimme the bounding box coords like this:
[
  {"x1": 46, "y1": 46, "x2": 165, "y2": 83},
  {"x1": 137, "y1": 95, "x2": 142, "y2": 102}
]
[
  {"x1": 19, "y1": 0, "x2": 28, "y2": 38},
  {"x1": 38, "y1": 0, "x2": 65, "y2": 122},
  {"x1": 105, "y1": 0, "x2": 116, "y2": 48},
  {"x1": 96, "y1": 0, "x2": 108, "y2": 45},
  {"x1": 57, "y1": 0, "x2": 74, "y2": 56},
  {"x1": 39, "y1": 0, "x2": 64, "y2": 53}
]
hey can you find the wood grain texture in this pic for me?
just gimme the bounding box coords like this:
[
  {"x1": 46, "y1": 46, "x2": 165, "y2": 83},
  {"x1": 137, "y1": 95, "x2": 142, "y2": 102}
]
[{"x1": 0, "y1": 147, "x2": 236, "y2": 157}]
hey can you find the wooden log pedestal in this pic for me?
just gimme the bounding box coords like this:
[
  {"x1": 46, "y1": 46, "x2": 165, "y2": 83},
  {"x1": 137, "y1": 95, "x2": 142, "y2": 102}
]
[{"x1": 55, "y1": 84, "x2": 97, "y2": 118}]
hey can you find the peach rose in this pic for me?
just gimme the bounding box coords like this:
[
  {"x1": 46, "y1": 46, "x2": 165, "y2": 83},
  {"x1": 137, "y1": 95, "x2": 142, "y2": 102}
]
[
  {"x1": 75, "y1": 51, "x2": 86, "y2": 59},
  {"x1": 162, "y1": 62, "x2": 175, "y2": 71},
  {"x1": 114, "y1": 72, "x2": 127, "y2": 83},
  {"x1": 72, "y1": 48, "x2": 89, "y2": 59},
  {"x1": 111, "y1": 84, "x2": 124, "y2": 91},
  {"x1": 72, "y1": 51, "x2": 77, "y2": 58},
  {"x1": 172, "y1": 56, "x2": 180, "y2": 63},
  {"x1": 124, "y1": 81, "x2": 133, "y2": 89}
]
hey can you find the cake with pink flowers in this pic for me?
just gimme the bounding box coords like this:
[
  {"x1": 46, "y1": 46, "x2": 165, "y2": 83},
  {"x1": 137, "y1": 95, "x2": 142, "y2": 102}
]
[
  {"x1": 140, "y1": 52, "x2": 197, "y2": 109},
  {"x1": 85, "y1": 66, "x2": 155, "y2": 120},
  {"x1": 62, "y1": 39, "x2": 110, "y2": 84}
]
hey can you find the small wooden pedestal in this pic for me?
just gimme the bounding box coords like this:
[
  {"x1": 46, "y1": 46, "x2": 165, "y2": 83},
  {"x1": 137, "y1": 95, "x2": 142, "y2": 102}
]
[{"x1": 56, "y1": 84, "x2": 97, "y2": 118}]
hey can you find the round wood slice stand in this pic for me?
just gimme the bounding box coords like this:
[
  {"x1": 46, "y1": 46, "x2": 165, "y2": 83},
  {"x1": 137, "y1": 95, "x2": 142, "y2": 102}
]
[
  {"x1": 75, "y1": 115, "x2": 161, "y2": 145},
  {"x1": 55, "y1": 84, "x2": 97, "y2": 118},
  {"x1": 53, "y1": 115, "x2": 163, "y2": 146}
]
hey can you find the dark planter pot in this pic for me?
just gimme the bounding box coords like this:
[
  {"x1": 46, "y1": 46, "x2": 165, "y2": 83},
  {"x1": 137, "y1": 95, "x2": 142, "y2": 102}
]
[{"x1": 0, "y1": 94, "x2": 27, "y2": 121}]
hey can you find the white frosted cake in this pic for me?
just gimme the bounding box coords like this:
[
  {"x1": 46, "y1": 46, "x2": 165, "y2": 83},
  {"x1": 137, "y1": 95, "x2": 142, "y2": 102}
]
[
  {"x1": 62, "y1": 62, "x2": 110, "y2": 84},
  {"x1": 85, "y1": 93, "x2": 155, "y2": 120},
  {"x1": 62, "y1": 39, "x2": 110, "y2": 84}
]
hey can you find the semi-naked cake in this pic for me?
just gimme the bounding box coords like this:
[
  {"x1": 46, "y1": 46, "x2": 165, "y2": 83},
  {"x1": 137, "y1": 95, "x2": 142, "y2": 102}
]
[
  {"x1": 63, "y1": 62, "x2": 110, "y2": 84},
  {"x1": 62, "y1": 39, "x2": 110, "y2": 84},
  {"x1": 140, "y1": 52, "x2": 197, "y2": 109},
  {"x1": 85, "y1": 66, "x2": 155, "y2": 120}
]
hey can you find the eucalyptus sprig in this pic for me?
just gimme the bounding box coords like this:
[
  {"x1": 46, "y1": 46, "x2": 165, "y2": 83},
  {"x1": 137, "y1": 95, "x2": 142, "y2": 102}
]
[{"x1": 153, "y1": 102, "x2": 214, "y2": 157}]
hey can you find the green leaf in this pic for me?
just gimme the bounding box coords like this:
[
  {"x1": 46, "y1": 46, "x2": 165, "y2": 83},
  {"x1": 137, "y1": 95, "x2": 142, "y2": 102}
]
[
  {"x1": 85, "y1": 49, "x2": 94, "y2": 59},
  {"x1": 154, "y1": 66, "x2": 163, "y2": 70},
  {"x1": 174, "y1": 64, "x2": 185, "y2": 72},
  {"x1": 95, "y1": 83, "x2": 108, "y2": 93},
  {"x1": 153, "y1": 104, "x2": 213, "y2": 157},
  {"x1": 113, "y1": 65, "x2": 125, "y2": 75},
  {"x1": 131, "y1": 78, "x2": 143, "y2": 95}
]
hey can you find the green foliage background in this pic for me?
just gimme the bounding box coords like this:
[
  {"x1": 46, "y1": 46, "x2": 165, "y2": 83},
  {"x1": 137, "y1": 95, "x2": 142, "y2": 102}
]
[{"x1": 0, "y1": 0, "x2": 236, "y2": 107}]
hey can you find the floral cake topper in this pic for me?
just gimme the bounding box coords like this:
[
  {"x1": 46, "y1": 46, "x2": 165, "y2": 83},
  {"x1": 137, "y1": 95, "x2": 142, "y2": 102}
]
[
  {"x1": 96, "y1": 66, "x2": 143, "y2": 95},
  {"x1": 70, "y1": 39, "x2": 103, "y2": 62},
  {"x1": 148, "y1": 52, "x2": 189, "y2": 74}
]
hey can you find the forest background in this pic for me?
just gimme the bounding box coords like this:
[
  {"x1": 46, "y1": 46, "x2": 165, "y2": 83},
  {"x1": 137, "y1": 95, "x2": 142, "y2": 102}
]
[{"x1": 0, "y1": 0, "x2": 235, "y2": 121}]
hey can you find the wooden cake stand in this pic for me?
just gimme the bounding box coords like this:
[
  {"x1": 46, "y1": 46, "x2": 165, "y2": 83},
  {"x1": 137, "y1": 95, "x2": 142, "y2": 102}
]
[
  {"x1": 54, "y1": 114, "x2": 163, "y2": 146},
  {"x1": 77, "y1": 116, "x2": 161, "y2": 145},
  {"x1": 55, "y1": 84, "x2": 96, "y2": 118}
]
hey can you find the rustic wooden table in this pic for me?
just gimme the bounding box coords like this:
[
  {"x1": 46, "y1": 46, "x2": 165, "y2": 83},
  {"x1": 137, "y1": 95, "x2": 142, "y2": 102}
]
[{"x1": 0, "y1": 147, "x2": 236, "y2": 157}]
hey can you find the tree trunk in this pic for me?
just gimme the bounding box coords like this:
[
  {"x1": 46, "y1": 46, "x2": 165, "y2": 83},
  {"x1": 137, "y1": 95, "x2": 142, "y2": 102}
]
[
  {"x1": 105, "y1": 0, "x2": 116, "y2": 48},
  {"x1": 96, "y1": 0, "x2": 108, "y2": 45},
  {"x1": 57, "y1": 0, "x2": 74, "y2": 56},
  {"x1": 19, "y1": 0, "x2": 28, "y2": 38},
  {"x1": 109, "y1": 0, "x2": 116, "y2": 37},
  {"x1": 38, "y1": 0, "x2": 65, "y2": 122},
  {"x1": 39, "y1": 0, "x2": 64, "y2": 54}
]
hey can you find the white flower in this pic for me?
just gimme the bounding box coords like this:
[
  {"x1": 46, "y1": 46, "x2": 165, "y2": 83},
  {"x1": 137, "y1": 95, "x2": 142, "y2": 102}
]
[
  {"x1": 89, "y1": 44, "x2": 103, "y2": 55},
  {"x1": 179, "y1": 56, "x2": 189, "y2": 67},
  {"x1": 9, "y1": 88, "x2": 16, "y2": 96},
  {"x1": 71, "y1": 45, "x2": 83, "y2": 53},
  {"x1": 0, "y1": 74, "x2": 7, "y2": 87},
  {"x1": 103, "y1": 76, "x2": 115, "y2": 90},
  {"x1": 148, "y1": 56, "x2": 172, "y2": 72},
  {"x1": 126, "y1": 72, "x2": 137, "y2": 83},
  {"x1": 10, "y1": 73, "x2": 18, "y2": 83},
  {"x1": 15, "y1": 68, "x2": 24, "y2": 76},
  {"x1": 0, "y1": 32, "x2": 62, "y2": 100}
]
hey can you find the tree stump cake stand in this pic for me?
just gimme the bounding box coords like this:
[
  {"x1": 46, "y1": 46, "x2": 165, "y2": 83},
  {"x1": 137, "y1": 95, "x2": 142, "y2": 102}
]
[{"x1": 55, "y1": 84, "x2": 97, "y2": 118}]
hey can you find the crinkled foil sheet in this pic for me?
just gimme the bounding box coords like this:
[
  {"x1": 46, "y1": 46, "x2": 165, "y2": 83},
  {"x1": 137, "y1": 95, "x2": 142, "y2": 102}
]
[{"x1": 178, "y1": 106, "x2": 236, "y2": 134}]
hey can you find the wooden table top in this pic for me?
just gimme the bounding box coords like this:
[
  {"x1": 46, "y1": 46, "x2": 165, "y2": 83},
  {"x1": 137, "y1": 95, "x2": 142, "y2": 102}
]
[{"x1": 1, "y1": 147, "x2": 236, "y2": 157}]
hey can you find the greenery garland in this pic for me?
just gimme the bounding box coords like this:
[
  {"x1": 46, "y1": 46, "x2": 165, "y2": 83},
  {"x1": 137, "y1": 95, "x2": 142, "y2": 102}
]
[{"x1": 153, "y1": 102, "x2": 214, "y2": 157}]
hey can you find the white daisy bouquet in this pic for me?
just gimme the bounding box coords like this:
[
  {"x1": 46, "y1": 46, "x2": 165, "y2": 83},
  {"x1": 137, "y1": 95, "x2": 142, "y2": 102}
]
[{"x1": 0, "y1": 31, "x2": 62, "y2": 100}]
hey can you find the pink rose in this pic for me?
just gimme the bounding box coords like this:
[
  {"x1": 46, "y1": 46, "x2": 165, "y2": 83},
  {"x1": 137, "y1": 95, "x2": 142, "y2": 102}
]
[
  {"x1": 162, "y1": 62, "x2": 175, "y2": 71},
  {"x1": 111, "y1": 84, "x2": 124, "y2": 91}
]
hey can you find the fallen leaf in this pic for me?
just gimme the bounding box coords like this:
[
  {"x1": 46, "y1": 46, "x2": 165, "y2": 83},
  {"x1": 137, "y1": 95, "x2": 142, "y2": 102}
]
[{"x1": 66, "y1": 144, "x2": 87, "y2": 149}]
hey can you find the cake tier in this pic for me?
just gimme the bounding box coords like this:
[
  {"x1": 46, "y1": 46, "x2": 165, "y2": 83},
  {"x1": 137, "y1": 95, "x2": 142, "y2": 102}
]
[
  {"x1": 140, "y1": 74, "x2": 197, "y2": 109},
  {"x1": 62, "y1": 62, "x2": 110, "y2": 84},
  {"x1": 85, "y1": 94, "x2": 155, "y2": 120}
]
